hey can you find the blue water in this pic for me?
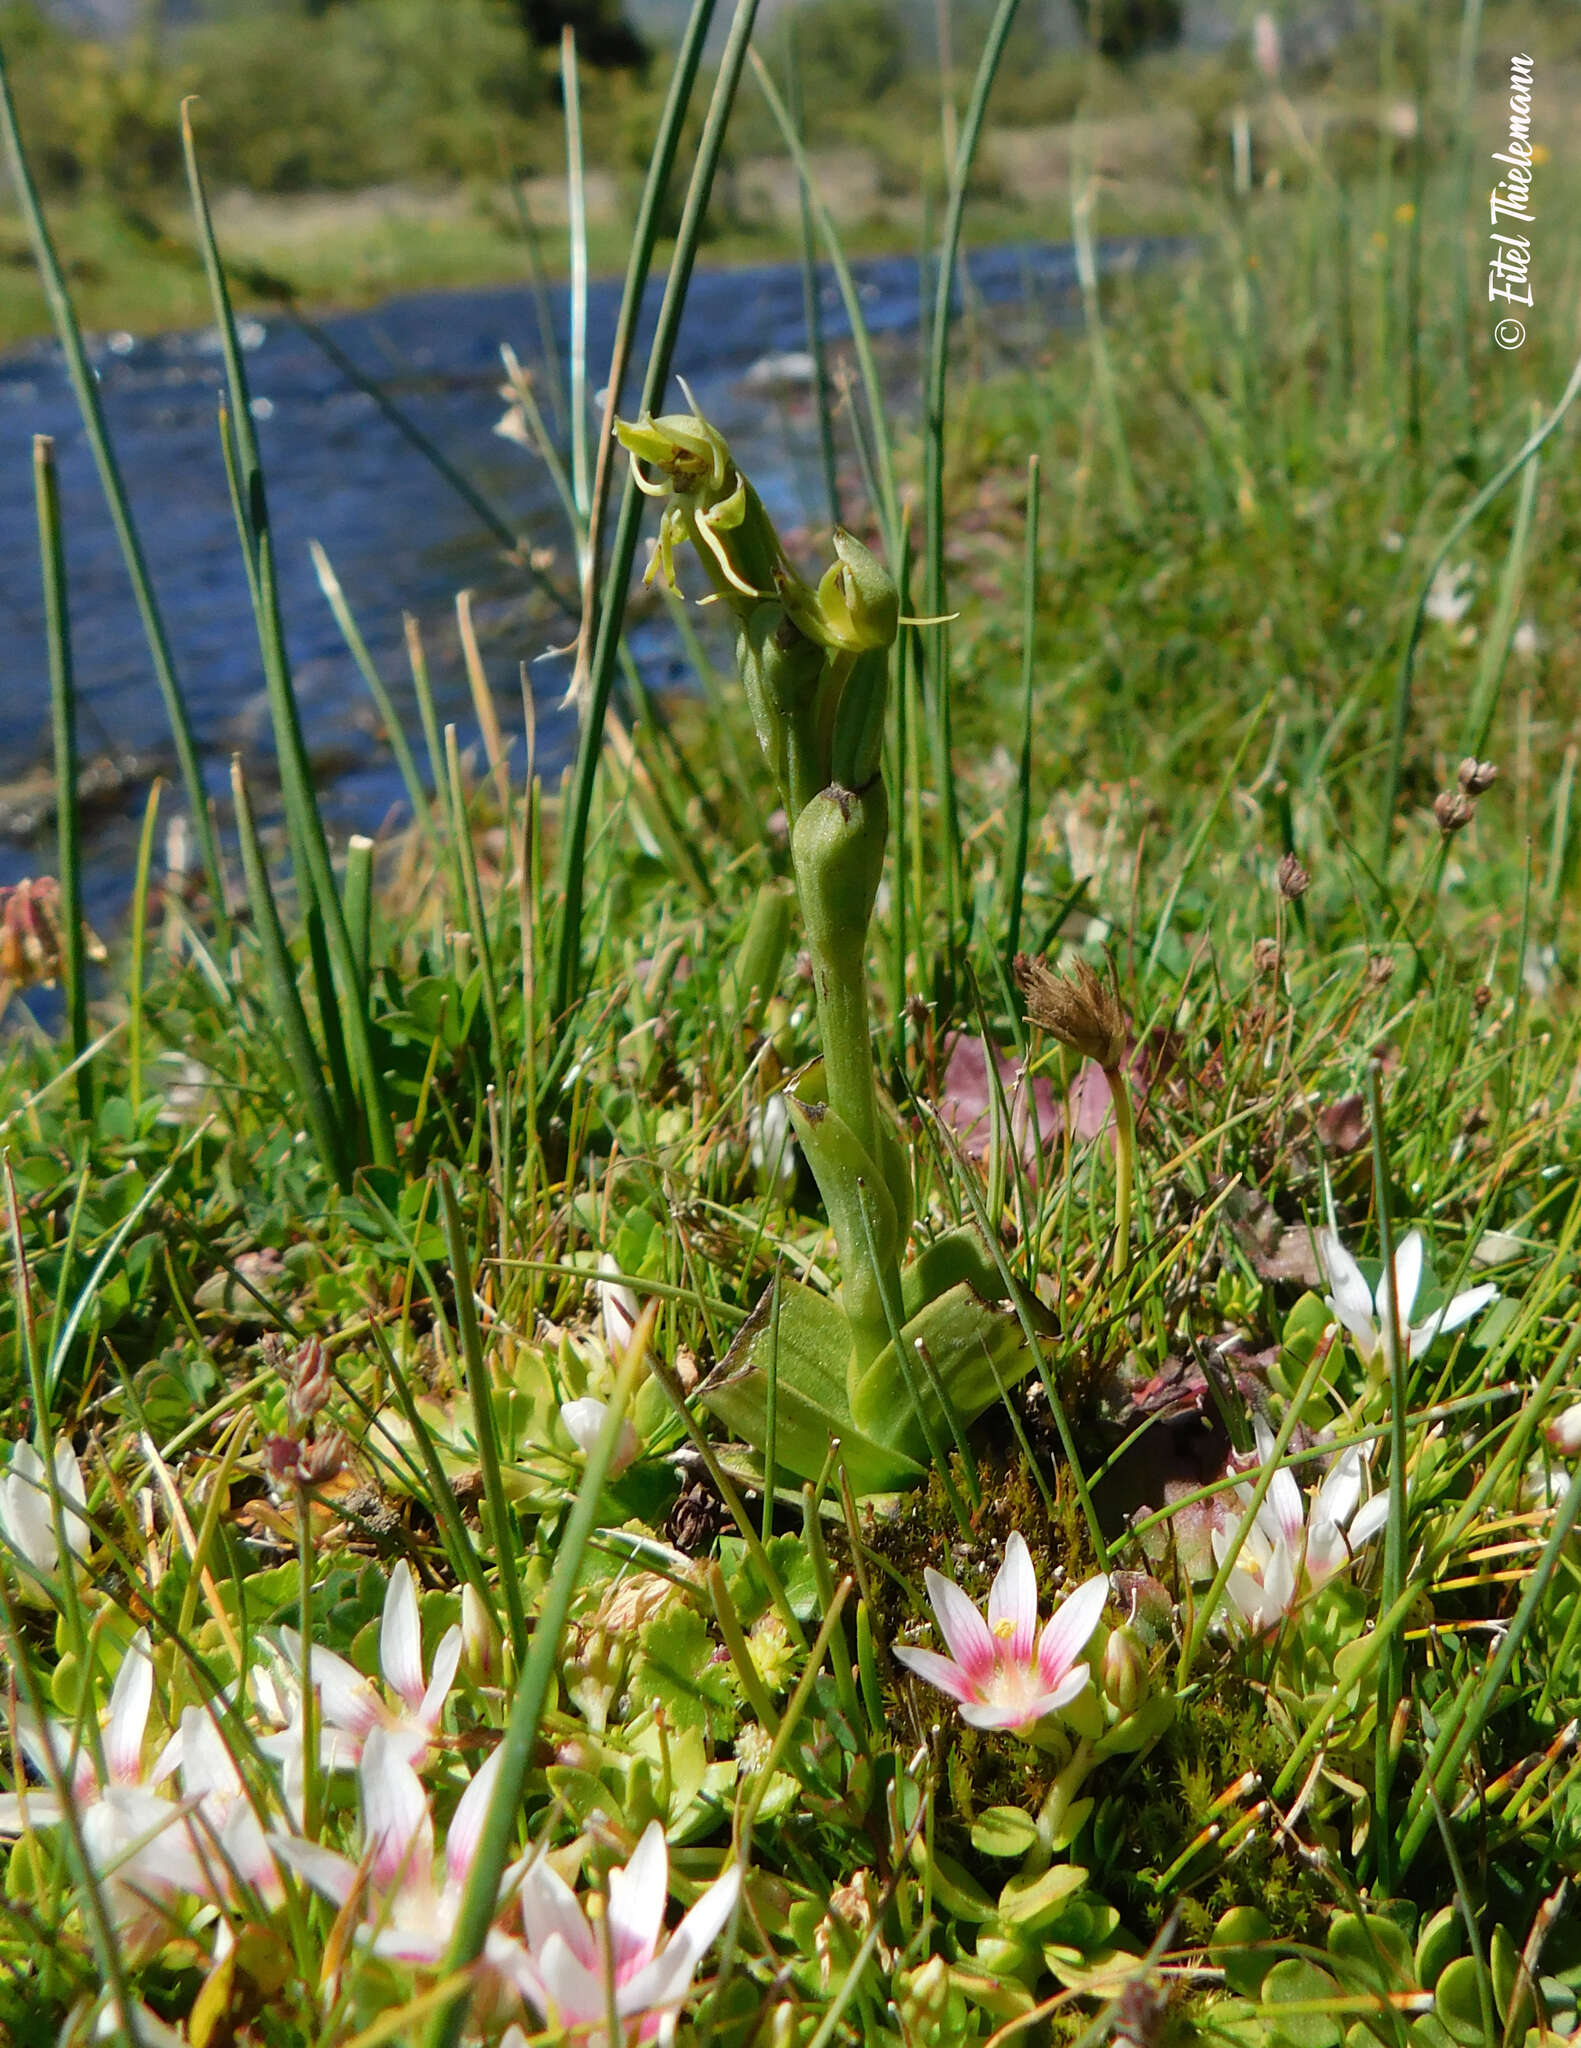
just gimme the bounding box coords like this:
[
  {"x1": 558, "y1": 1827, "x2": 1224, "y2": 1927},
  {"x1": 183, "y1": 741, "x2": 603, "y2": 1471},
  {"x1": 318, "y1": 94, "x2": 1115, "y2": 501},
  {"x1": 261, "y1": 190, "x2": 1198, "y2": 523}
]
[{"x1": 0, "y1": 236, "x2": 1177, "y2": 916}]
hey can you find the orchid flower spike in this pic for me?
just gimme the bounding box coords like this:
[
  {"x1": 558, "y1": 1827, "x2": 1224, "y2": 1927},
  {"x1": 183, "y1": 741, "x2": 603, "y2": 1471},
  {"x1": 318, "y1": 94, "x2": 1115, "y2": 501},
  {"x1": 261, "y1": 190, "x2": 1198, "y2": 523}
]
[
  {"x1": 1318, "y1": 1228, "x2": 1497, "y2": 1367},
  {"x1": 0, "y1": 1436, "x2": 90, "y2": 1604},
  {"x1": 1212, "y1": 1418, "x2": 1391, "y2": 1636},
  {"x1": 512, "y1": 1820, "x2": 741, "y2": 2047},
  {"x1": 269, "y1": 1560, "x2": 461, "y2": 1775},
  {"x1": 892, "y1": 1533, "x2": 1110, "y2": 1733}
]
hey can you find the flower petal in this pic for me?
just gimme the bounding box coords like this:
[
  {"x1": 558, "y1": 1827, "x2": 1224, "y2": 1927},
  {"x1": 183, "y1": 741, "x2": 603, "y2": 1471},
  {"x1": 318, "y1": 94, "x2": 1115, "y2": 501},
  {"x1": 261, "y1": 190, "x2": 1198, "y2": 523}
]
[
  {"x1": 1384, "y1": 1232, "x2": 1424, "y2": 1329},
  {"x1": 986, "y1": 1533, "x2": 1038, "y2": 1663},
  {"x1": 417, "y1": 1622, "x2": 462, "y2": 1738},
  {"x1": 537, "y1": 1928, "x2": 605, "y2": 2029},
  {"x1": 360, "y1": 1726, "x2": 433, "y2": 1894},
  {"x1": 106, "y1": 1633, "x2": 154, "y2": 1785},
  {"x1": 1311, "y1": 1446, "x2": 1363, "y2": 1543},
  {"x1": 1035, "y1": 1575, "x2": 1109, "y2": 1689},
  {"x1": 445, "y1": 1745, "x2": 503, "y2": 1890},
  {"x1": 617, "y1": 1863, "x2": 741, "y2": 2018},
  {"x1": 53, "y1": 1439, "x2": 91, "y2": 1564},
  {"x1": 924, "y1": 1569, "x2": 994, "y2": 1684},
  {"x1": 891, "y1": 1645, "x2": 977, "y2": 1705},
  {"x1": 1318, "y1": 1230, "x2": 1378, "y2": 1355},
  {"x1": 608, "y1": 1821, "x2": 669, "y2": 1980},
  {"x1": 1251, "y1": 1419, "x2": 1305, "y2": 1553},
  {"x1": 380, "y1": 1562, "x2": 427, "y2": 1714},
  {"x1": 1410, "y1": 1283, "x2": 1498, "y2": 1360},
  {"x1": 268, "y1": 1835, "x2": 360, "y2": 1906},
  {"x1": 310, "y1": 1644, "x2": 381, "y2": 1738},
  {"x1": 1348, "y1": 1491, "x2": 1392, "y2": 1548},
  {"x1": 1262, "y1": 1540, "x2": 1297, "y2": 1622},
  {"x1": 519, "y1": 1851, "x2": 598, "y2": 1973},
  {"x1": 2, "y1": 1441, "x2": 55, "y2": 1577}
]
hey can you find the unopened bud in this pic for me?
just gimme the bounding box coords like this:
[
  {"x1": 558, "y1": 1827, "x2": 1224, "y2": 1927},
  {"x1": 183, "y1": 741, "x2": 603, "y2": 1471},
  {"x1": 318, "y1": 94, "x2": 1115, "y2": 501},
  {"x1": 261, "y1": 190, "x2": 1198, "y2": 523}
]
[
  {"x1": 1457, "y1": 757, "x2": 1498, "y2": 796},
  {"x1": 1101, "y1": 1624, "x2": 1148, "y2": 1716},
  {"x1": 287, "y1": 1335, "x2": 333, "y2": 1430},
  {"x1": 298, "y1": 1429, "x2": 347, "y2": 1486},
  {"x1": 461, "y1": 1581, "x2": 501, "y2": 1682},
  {"x1": 1545, "y1": 1402, "x2": 1581, "y2": 1458},
  {"x1": 899, "y1": 1955, "x2": 951, "y2": 2034},
  {"x1": 1275, "y1": 852, "x2": 1309, "y2": 900},
  {"x1": 560, "y1": 1396, "x2": 641, "y2": 1478},
  {"x1": 1434, "y1": 790, "x2": 1476, "y2": 835}
]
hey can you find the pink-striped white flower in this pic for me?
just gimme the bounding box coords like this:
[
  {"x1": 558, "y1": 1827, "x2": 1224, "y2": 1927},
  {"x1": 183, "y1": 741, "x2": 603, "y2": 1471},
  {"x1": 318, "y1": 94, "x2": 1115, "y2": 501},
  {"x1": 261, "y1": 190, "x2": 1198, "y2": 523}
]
[
  {"x1": 1212, "y1": 1419, "x2": 1391, "y2": 1635},
  {"x1": 272, "y1": 1726, "x2": 527, "y2": 2024},
  {"x1": 1318, "y1": 1229, "x2": 1497, "y2": 1367},
  {"x1": 0, "y1": 1632, "x2": 198, "y2": 1957},
  {"x1": 153, "y1": 1703, "x2": 283, "y2": 1915},
  {"x1": 268, "y1": 1560, "x2": 461, "y2": 1776},
  {"x1": 0, "y1": 1436, "x2": 90, "y2": 1604},
  {"x1": 511, "y1": 1820, "x2": 741, "y2": 2046},
  {"x1": 892, "y1": 1534, "x2": 1110, "y2": 1733}
]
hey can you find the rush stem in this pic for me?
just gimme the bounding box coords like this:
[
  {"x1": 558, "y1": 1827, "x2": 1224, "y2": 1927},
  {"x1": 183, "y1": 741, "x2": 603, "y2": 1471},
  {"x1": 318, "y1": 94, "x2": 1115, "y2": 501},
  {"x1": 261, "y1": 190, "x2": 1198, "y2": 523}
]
[{"x1": 1104, "y1": 1063, "x2": 1135, "y2": 1281}]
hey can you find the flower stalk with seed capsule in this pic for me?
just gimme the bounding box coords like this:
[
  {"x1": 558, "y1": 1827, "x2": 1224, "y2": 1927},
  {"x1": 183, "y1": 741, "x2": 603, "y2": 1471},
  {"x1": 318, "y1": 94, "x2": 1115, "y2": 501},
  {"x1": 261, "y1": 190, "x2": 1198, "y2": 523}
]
[{"x1": 1014, "y1": 953, "x2": 1136, "y2": 1278}]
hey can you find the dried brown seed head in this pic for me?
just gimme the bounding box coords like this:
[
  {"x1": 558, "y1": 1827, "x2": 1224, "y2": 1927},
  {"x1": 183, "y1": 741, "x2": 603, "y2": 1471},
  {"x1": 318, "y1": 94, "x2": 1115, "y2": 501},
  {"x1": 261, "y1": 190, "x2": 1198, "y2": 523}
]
[
  {"x1": 1366, "y1": 953, "x2": 1396, "y2": 988},
  {"x1": 1013, "y1": 953, "x2": 1128, "y2": 1069},
  {"x1": 1434, "y1": 790, "x2": 1476, "y2": 835},
  {"x1": 1458, "y1": 757, "x2": 1498, "y2": 796},
  {"x1": 1253, "y1": 937, "x2": 1281, "y2": 973},
  {"x1": 1275, "y1": 852, "x2": 1309, "y2": 900}
]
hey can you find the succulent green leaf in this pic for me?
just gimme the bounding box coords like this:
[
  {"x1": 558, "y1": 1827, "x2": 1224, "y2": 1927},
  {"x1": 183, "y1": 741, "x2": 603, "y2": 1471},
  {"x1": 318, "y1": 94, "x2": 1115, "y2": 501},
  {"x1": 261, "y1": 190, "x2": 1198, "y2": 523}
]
[
  {"x1": 1261, "y1": 1958, "x2": 1345, "y2": 2047},
  {"x1": 1432, "y1": 1958, "x2": 1492, "y2": 2046},
  {"x1": 1212, "y1": 1907, "x2": 1276, "y2": 1998},
  {"x1": 970, "y1": 1807, "x2": 1040, "y2": 1859}
]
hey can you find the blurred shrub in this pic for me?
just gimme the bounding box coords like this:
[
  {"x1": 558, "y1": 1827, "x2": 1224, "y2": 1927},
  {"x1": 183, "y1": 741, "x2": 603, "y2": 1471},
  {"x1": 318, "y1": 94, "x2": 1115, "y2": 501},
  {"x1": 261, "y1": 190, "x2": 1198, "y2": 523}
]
[
  {"x1": 1067, "y1": 0, "x2": 1183, "y2": 64},
  {"x1": 0, "y1": 4, "x2": 186, "y2": 192},
  {"x1": 179, "y1": 0, "x2": 542, "y2": 191},
  {"x1": 0, "y1": 0, "x2": 547, "y2": 194}
]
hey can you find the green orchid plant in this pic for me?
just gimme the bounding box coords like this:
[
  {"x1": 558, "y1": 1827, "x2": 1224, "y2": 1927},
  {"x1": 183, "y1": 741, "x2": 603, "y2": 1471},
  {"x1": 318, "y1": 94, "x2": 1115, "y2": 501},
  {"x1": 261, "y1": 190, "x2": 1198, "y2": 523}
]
[{"x1": 617, "y1": 405, "x2": 1044, "y2": 1493}]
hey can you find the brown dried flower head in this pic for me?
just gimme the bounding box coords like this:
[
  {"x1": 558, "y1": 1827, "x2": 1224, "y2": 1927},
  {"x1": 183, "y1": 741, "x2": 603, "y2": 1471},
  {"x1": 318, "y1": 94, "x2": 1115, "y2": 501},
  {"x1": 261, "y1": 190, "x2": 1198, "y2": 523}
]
[
  {"x1": 1252, "y1": 937, "x2": 1281, "y2": 973},
  {"x1": 1013, "y1": 953, "x2": 1128, "y2": 1070},
  {"x1": 1457, "y1": 757, "x2": 1498, "y2": 797},
  {"x1": 1434, "y1": 790, "x2": 1476, "y2": 835},
  {"x1": 1275, "y1": 852, "x2": 1309, "y2": 900}
]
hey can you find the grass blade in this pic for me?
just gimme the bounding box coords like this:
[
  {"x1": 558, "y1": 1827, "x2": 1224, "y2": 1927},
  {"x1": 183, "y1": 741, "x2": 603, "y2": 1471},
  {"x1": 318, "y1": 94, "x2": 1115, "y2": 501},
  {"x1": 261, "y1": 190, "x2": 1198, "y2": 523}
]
[
  {"x1": 0, "y1": 47, "x2": 227, "y2": 931},
  {"x1": 552, "y1": 0, "x2": 762, "y2": 1024},
  {"x1": 33, "y1": 434, "x2": 90, "y2": 1119}
]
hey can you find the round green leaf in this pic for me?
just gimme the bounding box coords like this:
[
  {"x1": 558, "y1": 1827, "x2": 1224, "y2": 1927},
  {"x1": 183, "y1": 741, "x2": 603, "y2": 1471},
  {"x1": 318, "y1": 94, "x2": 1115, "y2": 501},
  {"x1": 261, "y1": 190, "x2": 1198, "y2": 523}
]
[
  {"x1": 1213, "y1": 1907, "x2": 1275, "y2": 1998},
  {"x1": 1262, "y1": 1958, "x2": 1344, "y2": 2048},
  {"x1": 1434, "y1": 1956, "x2": 1494, "y2": 2046},
  {"x1": 971, "y1": 1806, "x2": 1039, "y2": 1859}
]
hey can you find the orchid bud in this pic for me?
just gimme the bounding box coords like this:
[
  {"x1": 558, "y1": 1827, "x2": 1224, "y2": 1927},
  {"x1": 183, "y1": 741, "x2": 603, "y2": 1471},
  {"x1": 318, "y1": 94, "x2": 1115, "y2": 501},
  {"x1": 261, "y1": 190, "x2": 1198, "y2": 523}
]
[
  {"x1": 793, "y1": 781, "x2": 889, "y2": 974},
  {"x1": 461, "y1": 1581, "x2": 501, "y2": 1683},
  {"x1": 791, "y1": 529, "x2": 899, "y2": 654}
]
